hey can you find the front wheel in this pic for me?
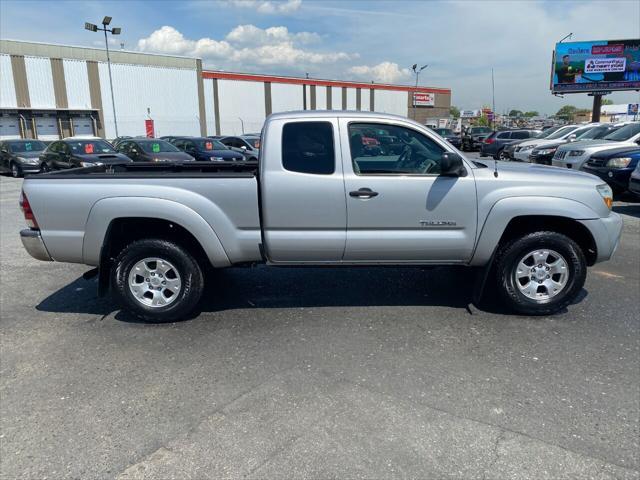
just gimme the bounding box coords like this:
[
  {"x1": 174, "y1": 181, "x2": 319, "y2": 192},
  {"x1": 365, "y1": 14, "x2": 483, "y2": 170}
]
[
  {"x1": 112, "y1": 239, "x2": 204, "y2": 322},
  {"x1": 494, "y1": 231, "x2": 586, "y2": 315},
  {"x1": 10, "y1": 162, "x2": 22, "y2": 178},
  {"x1": 498, "y1": 149, "x2": 509, "y2": 161}
]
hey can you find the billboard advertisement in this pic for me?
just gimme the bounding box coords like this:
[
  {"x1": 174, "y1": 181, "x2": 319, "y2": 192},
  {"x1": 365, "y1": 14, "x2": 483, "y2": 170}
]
[
  {"x1": 460, "y1": 109, "x2": 480, "y2": 118},
  {"x1": 413, "y1": 92, "x2": 435, "y2": 107},
  {"x1": 551, "y1": 39, "x2": 640, "y2": 93}
]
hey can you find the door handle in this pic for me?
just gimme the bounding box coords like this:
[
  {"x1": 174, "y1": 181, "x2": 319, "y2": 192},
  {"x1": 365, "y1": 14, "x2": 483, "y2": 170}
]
[{"x1": 349, "y1": 188, "x2": 379, "y2": 198}]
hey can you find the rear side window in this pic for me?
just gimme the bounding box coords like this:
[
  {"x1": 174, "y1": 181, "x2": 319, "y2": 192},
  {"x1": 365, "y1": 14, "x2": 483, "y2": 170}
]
[
  {"x1": 511, "y1": 131, "x2": 529, "y2": 139},
  {"x1": 282, "y1": 122, "x2": 335, "y2": 175},
  {"x1": 496, "y1": 132, "x2": 511, "y2": 139}
]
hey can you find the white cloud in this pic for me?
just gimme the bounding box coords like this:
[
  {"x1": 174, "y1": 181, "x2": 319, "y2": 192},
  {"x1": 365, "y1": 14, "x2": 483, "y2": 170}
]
[
  {"x1": 228, "y1": 0, "x2": 302, "y2": 14},
  {"x1": 226, "y1": 24, "x2": 320, "y2": 45},
  {"x1": 348, "y1": 62, "x2": 411, "y2": 84},
  {"x1": 137, "y1": 25, "x2": 352, "y2": 71}
]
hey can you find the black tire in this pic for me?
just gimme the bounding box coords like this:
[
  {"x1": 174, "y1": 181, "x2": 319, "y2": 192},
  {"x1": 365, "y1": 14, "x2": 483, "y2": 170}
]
[
  {"x1": 112, "y1": 239, "x2": 204, "y2": 323},
  {"x1": 10, "y1": 162, "x2": 22, "y2": 178},
  {"x1": 498, "y1": 149, "x2": 509, "y2": 161},
  {"x1": 41, "y1": 163, "x2": 50, "y2": 173},
  {"x1": 494, "y1": 231, "x2": 586, "y2": 315}
]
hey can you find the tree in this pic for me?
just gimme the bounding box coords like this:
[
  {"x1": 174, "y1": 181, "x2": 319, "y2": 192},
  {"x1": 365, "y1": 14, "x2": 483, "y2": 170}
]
[
  {"x1": 449, "y1": 106, "x2": 460, "y2": 118},
  {"x1": 524, "y1": 111, "x2": 539, "y2": 118},
  {"x1": 555, "y1": 105, "x2": 578, "y2": 121},
  {"x1": 602, "y1": 99, "x2": 614, "y2": 105},
  {"x1": 475, "y1": 116, "x2": 490, "y2": 126},
  {"x1": 509, "y1": 109, "x2": 523, "y2": 117}
]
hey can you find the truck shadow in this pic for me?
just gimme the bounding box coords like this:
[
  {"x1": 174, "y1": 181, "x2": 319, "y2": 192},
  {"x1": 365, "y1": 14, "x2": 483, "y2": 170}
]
[{"x1": 36, "y1": 265, "x2": 585, "y2": 323}]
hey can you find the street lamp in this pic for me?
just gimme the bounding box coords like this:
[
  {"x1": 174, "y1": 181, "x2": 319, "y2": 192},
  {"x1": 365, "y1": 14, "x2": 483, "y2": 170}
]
[
  {"x1": 85, "y1": 16, "x2": 121, "y2": 137},
  {"x1": 411, "y1": 64, "x2": 428, "y2": 121}
]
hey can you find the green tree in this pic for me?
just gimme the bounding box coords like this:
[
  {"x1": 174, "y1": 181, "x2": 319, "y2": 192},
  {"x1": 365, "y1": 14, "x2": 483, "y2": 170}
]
[
  {"x1": 475, "y1": 116, "x2": 490, "y2": 126},
  {"x1": 524, "y1": 111, "x2": 539, "y2": 118},
  {"x1": 555, "y1": 105, "x2": 578, "y2": 121},
  {"x1": 601, "y1": 99, "x2": 614, "y2": 105},
  {"x1": 449, "y1": 106, "x2": 460, "y2": 118},
  {"x1": 509, "y1": 109, "x2": 523, "y2": 117}
]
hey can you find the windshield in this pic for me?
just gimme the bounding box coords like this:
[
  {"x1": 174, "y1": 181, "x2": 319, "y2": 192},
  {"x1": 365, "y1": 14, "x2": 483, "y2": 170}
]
[
  {"x1": 138, "y1": 140, "x2": 180, "y2": 153},
  {"x1": 603, "y1": 123, "x2": 640, "y2": 141},
  {"x1": 577, "y1": 125, "x2": 616, "y2": 140},
  {"x1": 67, "y1": 140, "x2": 115, "y2": 154},
  {"x1": 471, "y1": 127, "x2": 491, "y2": 134},
  {"x1": 535, "y1": 126, "x2": 562, "y2": 138},
  {"x1": 546, "y1": 125, "x2": 578, "y2": 139},
  {"x1": 195, "y1": 139, "x2": 227, "y2": 150},
  {"x1": 6, "y1": 140, "x2": 47, "y2": 152},
  {"x1": 434, "y1": 128, "x2": 453, "y2": 136}
]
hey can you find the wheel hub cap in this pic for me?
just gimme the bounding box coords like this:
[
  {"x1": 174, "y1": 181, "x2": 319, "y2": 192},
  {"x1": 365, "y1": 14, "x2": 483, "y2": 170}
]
[
  {"x1": 514, "y1": 249, "x2": 569, "y2": 301},
  {"x1": 128, "y1": 257, "x2": 182, "y2": 308}
]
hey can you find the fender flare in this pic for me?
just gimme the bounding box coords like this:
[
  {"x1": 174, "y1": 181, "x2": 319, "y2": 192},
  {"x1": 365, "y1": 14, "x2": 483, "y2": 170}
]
[
  {"x1": 83, "y1": 197, "x2": 231, "y2": 268},
  {"x1": 470, "y1": 196, "x2": 599, "y2": 266}
]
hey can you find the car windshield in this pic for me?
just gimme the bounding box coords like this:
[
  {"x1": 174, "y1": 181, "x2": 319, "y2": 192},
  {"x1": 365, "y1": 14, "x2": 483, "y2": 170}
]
[
  {"x1": 6, "y1": 140, "x2": 47, "y2": 152},
  {"x1": 602, "y1": 123, "x2": 640, "y2": 142},
  {"x1": 577, "y1": 125, "x2": 616, "y2": 140},
  {"x1": 195, "y1": 139, "x2": 227, "y2": 150},
  {"x1": 546, "y1": 126, "x2": 578, "y2": 139},
  {"x1": 471, "y1": 127, "x2": 491, "y2": 134},
  {"x1": 535, "y1": 126, "x2": 562, "y2": 138},
  {"x1": 243, "y1": 137, "x2": 260, "y2": 148},
  {"x1": 67, "y1": 140, "x2": 115, "y2": 154},
  {"x1": 434, "y1": 128, "x2": 453, "y2": 136},
  {"x1": 138, "y1": 140, "x2": 181, "y2": 153}
]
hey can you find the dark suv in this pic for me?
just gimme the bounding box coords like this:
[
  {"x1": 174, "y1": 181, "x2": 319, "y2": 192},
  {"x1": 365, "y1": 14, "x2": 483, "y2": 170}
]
[
  {"x1": 170, "y1": 137, "x2": 244, "y2": 162},
  {"x1": 40, "y1": 138, "x2": 132, "y2": 171},
  {"x1": 218, "y1": 135, "x2": 261, "y2": 161},
  {"x1": 461, "y1": 126, "x2": 493, "y2": 151},
  {"x1": 480, "y1": 130, "x2": 540, "y2": 159}
]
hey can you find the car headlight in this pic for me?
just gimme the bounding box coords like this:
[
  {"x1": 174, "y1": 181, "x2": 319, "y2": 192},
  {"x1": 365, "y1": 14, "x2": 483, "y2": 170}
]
[
  {"x1": 521, "y1": 145, "x2": 535, "y2": 151},
  {"x1": 80, "y1": 161, "x2": 103, "y2": 167},
  {"x1": 536, "y1": 148, "x2": 557, "y2": 155},
  {"x1": 596, "y1": 183, "x2": 613, "y2": 210},
  {"x1": 17, "y1": 156, "x2": 39, "y2": 164},
  {"x1": 606, "y1": 157, "x2": 632, "y2": 168},
  {"x1": 568, "y1": 150, "x2": 585, "y2": 157}
]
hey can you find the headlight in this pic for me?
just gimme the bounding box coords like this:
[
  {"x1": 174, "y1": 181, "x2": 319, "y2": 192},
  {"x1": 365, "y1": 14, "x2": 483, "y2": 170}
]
[
  {"x1": 606, "y1": 157, "x2": 632, "y2": 168},
  {"x1": 568, "y1": 150, "x2": 585, "y2": 157},
  {"x1": 596, "y1": 184, "x2": 613, "y2": 210},
  {"x1": 521, "y1": 145, "x2": 535, "y2": 151},
  {"x1": 80, "y1": 161, "x2": 103, "y2": 167},
  {"x1": 17, "y1": 156, "x2": 39, "y2": 164},
  {"x1": 536, "y1": 148, "x2": 557, "y2": 155}
]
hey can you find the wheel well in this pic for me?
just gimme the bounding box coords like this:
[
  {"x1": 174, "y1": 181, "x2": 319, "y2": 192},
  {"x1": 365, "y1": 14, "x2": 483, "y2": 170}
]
[
  {"x1": 498, "y1": 216, "x2": 598, "y2": 266},
  {"x1": 98, "y1": 217, "x2": 209, "y2": 296}
]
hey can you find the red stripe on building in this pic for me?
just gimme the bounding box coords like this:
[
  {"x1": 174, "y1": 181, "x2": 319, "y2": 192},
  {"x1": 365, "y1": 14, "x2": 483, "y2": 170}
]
[{"x1": 202, "y1": 70, "x2": 450, "y2": 94}]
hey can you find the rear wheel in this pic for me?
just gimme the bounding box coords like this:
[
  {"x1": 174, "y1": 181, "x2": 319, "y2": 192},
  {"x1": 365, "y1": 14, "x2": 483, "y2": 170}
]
[
  {"x1": 41, "y1": 163, "x2": 51, "y2": 173},
  {"x1": 112, "y1": 239, "x2": 204, "y2": 322},
  {"x1": 498, "y1": 149, "x2": 509, "y2": 161},
  {"x1": 10, "y1": 162, "x2": 22, "y2": 178},
  {"x1": 494, "y1": 231, "x2": 586, "y2": 315}
]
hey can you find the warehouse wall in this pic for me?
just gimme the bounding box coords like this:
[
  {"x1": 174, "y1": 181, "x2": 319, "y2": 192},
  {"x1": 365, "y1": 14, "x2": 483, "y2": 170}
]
[
  {"x1": 24, "y1": 56, "x2": 55, "y2": 109},
  {"x1": 271, "y1": 83, "x2": 303, "y2": 113},
  {"x1": 375, "y1": 90, "x2": 409, "y2": 117},
  {"x1": 0, "y1": 54, "x2": 17, "y2": 108},
  {"x1": 97, "y1": 62, "x2": 200, "y2": 138},
  {"x1": 360, "y1": 89, "x2": 371, "y2": 111},
  {"x1": 63, "y1": 59, "x2": 92, "y2": 109},
  {"x1": 203, "y1": 77, "x2": 217, "y2": 136},
  {"x1": 217, "y1": 79, "x2": 266, "y2": 135}
]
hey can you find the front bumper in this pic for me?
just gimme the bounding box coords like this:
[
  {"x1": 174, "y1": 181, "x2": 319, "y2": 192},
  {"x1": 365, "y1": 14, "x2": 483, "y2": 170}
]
[
  {"x1": 552, "y1": 154, "x2": 589, "y2": 170},
  {"x1": 581, "y1": 165, "x2": 634, "y2": 190},
  {"x1": 513, "y1": 149, "x2": 533, "y2": 162},
  {"x1": 20, "y1": 229, "x2": 52, "y2": 261},
  {"x1": 529, "y1": 153, "x2": 555, "y2": 165},
  {"x1": 629, "y1": 175, "x2": 640, "y2": 195},
  {"x1": 579, "y1": 213, "x2": 623, "y2": 264}
]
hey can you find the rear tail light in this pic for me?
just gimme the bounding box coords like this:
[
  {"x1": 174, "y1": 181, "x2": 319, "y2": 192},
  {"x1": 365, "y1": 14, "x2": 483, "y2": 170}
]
[
  {"x1": 19, "y1": 190, "x2": 39, "y2": 229},
  {"x1": 484, "y1": 137, "x2": 495, "y2": 144}
]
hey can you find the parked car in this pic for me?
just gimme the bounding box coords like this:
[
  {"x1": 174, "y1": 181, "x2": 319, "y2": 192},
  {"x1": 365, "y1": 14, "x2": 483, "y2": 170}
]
[
  {"x1": 19, "y1": 111, "x2": 621, "y2": 322},
  {"x1": 110, "y1": 136, "x2": 133, "y2": 148},
  {"x1": 629, "y1": 161, "x2": 640, "y2": 196},
  {"x1": 116, "y1": 138, "x2": 194, "y2": 162},
  {"x1": 552, "y1": 122, "x2": 640, "y2": 170},
  {"x1": 511, "y1": 124, "x2": 589, "y2": 162},
  {"x1": 528, "y1": 124, "x2": 618, "y2": 165},
  {"x1": 431, "y1": 127, "x2": 461, "y2": 149},
  {"x1": 581, "y1": 146, "x2": 640, "y2": 194},
  {"x1": 171, "y1": 137, "x2": 244, "y2": 161},
  {"x1": 0, "y1": 139, "x2": 47, "y2": 177},
  {"x1": 219, "y1": 135, "x2": 261, "y2": 161},
  {"x1": 503, "y1": 126, "x2": 564, "y2": 160},
  {"x1": 461, "y1": 126, "x2": 492, "y2": 151},
  {"x1": 39, "y1": 138, "x2": 132, "y2": 171},
  {"x1": 480, "y1": 129, "x2": 540, "y2": 160}
]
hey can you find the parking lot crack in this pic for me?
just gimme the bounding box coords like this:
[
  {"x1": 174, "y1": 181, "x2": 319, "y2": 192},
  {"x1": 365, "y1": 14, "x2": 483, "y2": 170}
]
[{"x1": 481, "y1": 429, "x2": 506, "y2": 480}]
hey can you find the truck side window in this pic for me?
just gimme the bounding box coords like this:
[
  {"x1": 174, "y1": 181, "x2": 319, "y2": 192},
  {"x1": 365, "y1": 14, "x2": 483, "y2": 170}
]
[
  {"x1": 348, "y1": 123, "x2": 444, "y2": 175},
  {"x1": 282, "y1": 122, "x2": 335, "y2": 175}
]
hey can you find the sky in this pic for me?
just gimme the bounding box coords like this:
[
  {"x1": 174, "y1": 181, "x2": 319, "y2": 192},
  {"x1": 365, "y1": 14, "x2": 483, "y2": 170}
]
[{"x1": 1, "y1": 0, "x2": 639, "y2": 115}]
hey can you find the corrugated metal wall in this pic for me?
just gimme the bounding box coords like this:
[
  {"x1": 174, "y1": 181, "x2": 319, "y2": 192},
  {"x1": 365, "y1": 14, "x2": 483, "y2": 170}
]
[
  {"x1": 217, "y1": 79, "x2": 265, "y2": 135},
  {"x1": 63, "y1": 59, "x2": 92, "y2": 109},
  {"x1": 360, "y1": 89, "x2": 371, "y2": 111},
  {"x1": 331, "y1": 87, "x2": 341, "y2": 110},
  {"x1": 0, "y1": 54, "x2": 17, "y2": 108},
  {"x1": 24, "y1": 56, "x2": 56, "y2": 108},
  {"x1": 203, "y1": 77, "x2": 216, "y2": 136},
  {"x1": 345, "y1": 88, "x2": 357, "y2": 110},
  {"x1": 98, "y1": 62, "x2": 200, "y2": 138},
  {"x1": 315, "y1": 86, "x2": 327, "y2": 110},
  {"x1": 271, "y1": 83, "x2": 303, "y2": 113},
  {"x1": 375, "y1": 90, "x2": 408, "y2": 117}
]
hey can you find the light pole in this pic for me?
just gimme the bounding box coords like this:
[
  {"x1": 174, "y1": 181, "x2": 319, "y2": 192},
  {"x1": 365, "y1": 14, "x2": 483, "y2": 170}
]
[
  {"x1": 85, "y1": 17, "x2": 121, "y2": 137},
  {"x1": 411, "y1": 64, "x2": 428, "y2": 121}
]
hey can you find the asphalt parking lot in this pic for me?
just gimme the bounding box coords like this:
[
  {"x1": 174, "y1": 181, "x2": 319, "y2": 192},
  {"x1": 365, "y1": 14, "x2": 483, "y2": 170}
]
[{"x1": 1, "y1": 170, "x2": 639, "y2": 479}]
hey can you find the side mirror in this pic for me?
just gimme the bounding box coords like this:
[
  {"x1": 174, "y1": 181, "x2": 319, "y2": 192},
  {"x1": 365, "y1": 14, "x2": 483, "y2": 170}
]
[
  {"x1": 567, "y1": 134, "x2": 577, "y2": 142},
  {"x1": 440, "y1": 152, "x2": 465, "y2": 177},
  {"x1": 1, "y1": 148, "x2": 8, "y2": 154},
  {"x1": 240, "y1": 145, "x2": 247, "y2": 151},
  {"x1": 131, "y1": 148, "x2": 138, "y2": 154}
]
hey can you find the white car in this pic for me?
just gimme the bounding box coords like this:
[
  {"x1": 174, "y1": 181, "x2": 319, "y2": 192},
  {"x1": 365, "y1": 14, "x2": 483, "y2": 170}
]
[
  {"x1": 629, "y1": 161, "x2": 640, "y2": 196},
  {"x1": 512, "y1": 124, "x2": 588, "y2": 162},
  {"x1": 552, "y1": 123, "x2": 640, "y2": 170}
]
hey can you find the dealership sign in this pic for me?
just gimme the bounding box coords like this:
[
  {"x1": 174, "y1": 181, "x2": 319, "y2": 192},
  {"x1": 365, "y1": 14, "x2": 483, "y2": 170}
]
[
  {"x1": 551, "y1": 39, "x2": 640, "y2": 94},
  {"x1": 460, "y1": 109, "x2": 480, "y2": 118},
  {"x1": 413, "y1": 92, "x2": 435, "y2": 107}
]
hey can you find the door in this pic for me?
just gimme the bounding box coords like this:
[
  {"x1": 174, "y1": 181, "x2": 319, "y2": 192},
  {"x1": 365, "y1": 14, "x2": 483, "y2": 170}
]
[
  {"x1": 71, "y1": 115, "x2": 93, "y2": 137},
  {"x1": 339, "y1": 118, "x2": 477, "y2": 263},
  {"x1": 54, "y1": 142, "x2": 72, "y2": 169},
  {"x1": 0, "y1": 115, "x2": 20, "y2": 140},
  {"x1": 261, "y1": 117, "x2": 346, "y2": 263},
  {"x1": 34, "y1": 115, "x2": 60, "y2": 141}
]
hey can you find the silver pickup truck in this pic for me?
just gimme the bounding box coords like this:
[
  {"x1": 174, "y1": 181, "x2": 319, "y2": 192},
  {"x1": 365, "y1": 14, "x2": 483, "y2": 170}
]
[{"x1": 20, "y1": 111, "x2": 622, "y2": 322}]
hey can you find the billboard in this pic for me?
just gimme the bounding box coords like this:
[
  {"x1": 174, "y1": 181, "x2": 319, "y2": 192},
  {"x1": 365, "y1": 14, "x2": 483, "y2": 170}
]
[
  {"x1": 413, "y1": 92, "x2": 435, "y2": 107},
  {"x1": 460, "y1": 109, "x2": 480, "y2": 118},
  {"x1": 551, "y1": 39, "x2": 640, "y2": 93}
]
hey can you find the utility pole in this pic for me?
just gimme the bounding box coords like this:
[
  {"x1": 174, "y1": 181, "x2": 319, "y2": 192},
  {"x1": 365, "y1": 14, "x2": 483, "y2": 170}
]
[
  {"x1": 411, "y1": 64, "x2": 428, "y2": 121},
  {"x1": 491, "y1": 68, "x2": 496, "y2": 130},
  {"x1": 85, "y1": 17, "x2": 121, "y2": 137}
]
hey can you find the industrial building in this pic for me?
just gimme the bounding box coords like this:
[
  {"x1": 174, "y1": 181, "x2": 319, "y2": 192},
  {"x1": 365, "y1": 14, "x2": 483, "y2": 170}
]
[{"x1": 0, "y1": 39, "x2": 451, "y2": 140}]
